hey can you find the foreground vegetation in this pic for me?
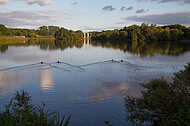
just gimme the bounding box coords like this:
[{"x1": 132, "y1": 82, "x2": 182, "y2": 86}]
[
  {"x1": 125, "y1": 62, "x2": 190, "y2": 125},
  {"x1": 0, "y1": 90, "x2": 71, "y2": 126},
  {"x1": 92, "y1": 24, "x2": 190, "y2": 42}
]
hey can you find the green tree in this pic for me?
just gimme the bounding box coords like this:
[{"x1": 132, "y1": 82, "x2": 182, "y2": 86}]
[
  {"x1": 39, "y1": 26, "x2": 48, "y2": 31},
  {"x1": 125, "y1": 63, "x2": 190, "y2": 125},
  {"x1": 120, "y1": 31, "x2": 128, "y2": 40},
  {"x1": 0, "y1": 24, "x2": 8, "y2": 35}
]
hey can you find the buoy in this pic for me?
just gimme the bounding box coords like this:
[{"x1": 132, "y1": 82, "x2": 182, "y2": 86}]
[
  {"x1": 111, "y1": 59, "x2": 113, "y2": 61},
  {"x1": 57, "y1": 61, "x2": 60, "y2": 63},
  {"x1": 121, "y1": 60, "x2": 123, "y2": 62},
  {"x1": 41, "y1": 61, "x2": 43, "y2": 64}
]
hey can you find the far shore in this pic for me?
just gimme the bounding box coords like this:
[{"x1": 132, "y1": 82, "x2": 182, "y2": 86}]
[
  {"x1": 0, "y1": 36, "x2": 54, "y2": 43},
  {"x1": 1, "y1": 36, "x2": 190, "y2": 44}
]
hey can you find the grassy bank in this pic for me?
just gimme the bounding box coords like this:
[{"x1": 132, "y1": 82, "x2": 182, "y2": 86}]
[
  {"x1": 0, "y1": 36, "x2": 55, "y2": 43},
  {"x1": 0, "y1": 36, "x2": 28, "y2": 43}
]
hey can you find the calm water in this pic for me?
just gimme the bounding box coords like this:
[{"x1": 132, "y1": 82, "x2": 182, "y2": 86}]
[{"x1": 0, "y1": 39, "x2": 190, "y2": 126}]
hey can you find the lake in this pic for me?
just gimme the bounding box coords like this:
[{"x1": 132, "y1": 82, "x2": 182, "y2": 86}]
[{"x1": 0, "y1": 39, "x2": 190, "y2": 126}]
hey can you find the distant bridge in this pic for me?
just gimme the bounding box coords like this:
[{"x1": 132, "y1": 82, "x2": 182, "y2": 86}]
[{"x1": 83, "y1": 33, "x2": 92, "y2": 39}]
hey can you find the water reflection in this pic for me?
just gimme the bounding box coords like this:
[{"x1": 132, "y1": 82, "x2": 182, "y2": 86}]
[
  {"x1": 91, "y1": 40, "x2": 190, "y2": 57},
  {"x1": 1, "y1": 39, "x2": 190, "y2": 58},
  {"x1": 0, "y1": 70, "x2": 24, "y2": 98},
  {"x1": 40, "y1": 65, "x2": 54, "y2": 92},
  {"x1": 85, "y1": 80, "x2": 130, "y2": 101},
  {"x1": 83, "y1": 39, "x2": 90, "y2": 46}
]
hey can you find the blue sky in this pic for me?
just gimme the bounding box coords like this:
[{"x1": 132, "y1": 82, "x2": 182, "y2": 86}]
[{"x1": 0, "y1": 0, "x2": 190, "y2": 32}]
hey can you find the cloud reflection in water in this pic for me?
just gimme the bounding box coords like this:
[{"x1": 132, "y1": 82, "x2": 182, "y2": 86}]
[
  {"x1": 40, "y1": 65, "x2": 55, "y2": 92},
  {"x1": 0, "y1": 70, "x2": 24, "y2": 98}
]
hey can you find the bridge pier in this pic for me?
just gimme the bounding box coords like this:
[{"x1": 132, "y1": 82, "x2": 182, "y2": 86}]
[{"x1": 83, "y1": 33, "x2": 92, "y2": 39}]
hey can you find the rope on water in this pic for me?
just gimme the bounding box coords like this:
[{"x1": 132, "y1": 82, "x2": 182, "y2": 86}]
[
  {"x1": 79, "y1": 60, "x2": 113, "y2": 67},
  {"x1": 0, "y1": 59, "x2": 148, "y2": 72},
  {"x1": 53, "y1": 61, "x2": 85, "y2": 72},
  {"x1": 0, "y1": 63, "x2": 41, "y2": 72},
  {"x1": 48, "y1": 64, "x2": 71, "y2": 73}
]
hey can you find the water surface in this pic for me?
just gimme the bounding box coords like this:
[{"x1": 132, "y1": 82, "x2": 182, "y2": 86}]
[{"x1": 0, "y1": 39, "x2": 190, "y2": 125}]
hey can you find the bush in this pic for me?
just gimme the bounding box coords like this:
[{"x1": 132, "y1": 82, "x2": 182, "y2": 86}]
[
  {"x1": 125, "y1": 62, "x2": 190, "y2": 125},
  {"x1": 0, "y1": 90, "x2": 71, "y2": 126}
]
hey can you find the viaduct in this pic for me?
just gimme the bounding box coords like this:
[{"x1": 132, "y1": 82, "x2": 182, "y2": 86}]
[{"x1": 83, "y1": 33, "x2": 92, "y2": 39}]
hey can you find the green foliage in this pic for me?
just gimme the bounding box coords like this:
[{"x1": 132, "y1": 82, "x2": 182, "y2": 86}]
[
  {"x1": 0, "y1": 24, "x2": 8, "y2": 35},
  {"x1": 162, "y1": 109, "x2": 190, "y2": 126},
  {"x1": 0, "y1": 37, "x2": 27, "y2": 43},
  {"x1": 0, "y1": 24, "x2": 82, "y2": 40},
  {"x1": 37, "y1": 26, "x2": 60, "y2": 37},
  {"x1": 0, "y1": 90, "x2": 71, "y2": 126},
  {"x1": 125, "y1": 63, "x2": 190, "y2": 125},
  {"x1": 55, "y1": 28, "x2": 83, "y2": 40},
  {"x1": 104, "y1": 120, "x2": 113, "y2": 126},
  {"x1": 92, "y1": 24, "x2": 190, "y2": 42}
]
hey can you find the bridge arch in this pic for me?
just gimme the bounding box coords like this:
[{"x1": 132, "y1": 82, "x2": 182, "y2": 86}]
[{"x1": 83, "y1": 33, "x2": 92, "y2": 39}]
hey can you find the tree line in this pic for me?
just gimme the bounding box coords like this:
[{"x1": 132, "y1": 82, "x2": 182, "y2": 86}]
[
  {"x1": 0, "y1": 24, "x2": 83, "y2": 40},
  {"x1": 1, "y1": 23, "x2": 190, "y2": 42},
  {"x1": 91, "y1": 24, "x2": 190, "y2": 41}
]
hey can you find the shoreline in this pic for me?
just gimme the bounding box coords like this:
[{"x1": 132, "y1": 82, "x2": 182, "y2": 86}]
[{"x1": 0, "y1": 36, "x2": 54, "y2": 43}]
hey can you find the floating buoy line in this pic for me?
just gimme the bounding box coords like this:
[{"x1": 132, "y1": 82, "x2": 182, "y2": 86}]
[{"x1": 0, "y1": 59, "x2": 144, "y2": 72}]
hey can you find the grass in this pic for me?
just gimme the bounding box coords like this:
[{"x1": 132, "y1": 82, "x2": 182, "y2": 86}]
[{"x1": 0, "y1": 36, "x2": 27, "y2": 43}]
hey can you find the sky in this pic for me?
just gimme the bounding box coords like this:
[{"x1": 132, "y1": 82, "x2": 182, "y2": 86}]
[{"x1": 0, "y1": 0, "x2": 190, "y2": 32}]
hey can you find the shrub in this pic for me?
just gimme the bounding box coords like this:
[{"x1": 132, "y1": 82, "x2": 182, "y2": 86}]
[
  {"x1": 0, "y1": 90, "x2": 71, "y2": 126},
  {"x1": 125, "y1": 63, "x2": 190, "y2": 125}
]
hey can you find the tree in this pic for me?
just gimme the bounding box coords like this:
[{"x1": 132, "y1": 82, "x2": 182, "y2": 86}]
[
  {"x1": 39, "y1": 26, "x2": 48, "y2": 31},
  {"x1": 0, "y1": 24, "x2": 8, "y2": 35},
  {"x1": 125, "y1": 63, "x2": 190, "y2": 125},
  {"x1": 120, "y1": 31, "x2": 128, "y2": 40},
  {"x1": 48, "y1": 26, "x2": 59, "y2": 32},
  {"x1": 55, "y1": 28, "x2": 83, "y2": 40}
]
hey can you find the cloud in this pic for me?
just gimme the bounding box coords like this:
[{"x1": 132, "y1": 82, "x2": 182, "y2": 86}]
[
  {"x1": 121, "y1": 6, "x2": 133, "y2": 11},
  {"x1": 135, "y1": 9, "x2": 149, "y2": 13},
  {"x1": 137, "y1": 0, "x2": 190, "y2": 4},
  {"x1": 122, "y1": 10, "x2": 190, "y2": 25},
  {"x1": 81, "y1": 26, "x2": 123, "y2": 32},
  {"x1": 0, "y1": 0, "x2": 52, "y2": 6},
  {"x1": 121, "y1": 6, "x2": 125, "y2": 11},
  {"x1": 102, "y1": 5, "x2": 116, "y2": 11},
  {"x1": 27, "y1": 0, "x2": 52, "y2": 6},
  {"x1": 126, "y1": 6, "x2": 133, "y2": 11},
  {"x1": 0, "y1": 10, "x2": 74, "y2": 28},
  {"x1": 71, "y1": 1, "x2": 77, "y2": 5},
  {"x1": 0, "y1": 0, "x2": 9, "y2": 5}
]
